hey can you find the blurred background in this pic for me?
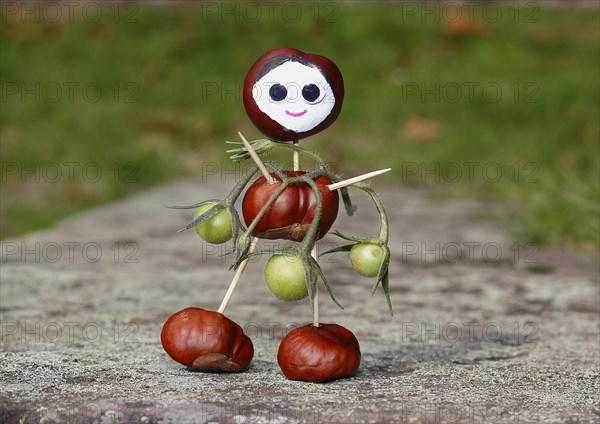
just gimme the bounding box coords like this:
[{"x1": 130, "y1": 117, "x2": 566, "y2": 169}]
[{"x1": 1, "y1": 0, "x2": 598, "y2": 248}]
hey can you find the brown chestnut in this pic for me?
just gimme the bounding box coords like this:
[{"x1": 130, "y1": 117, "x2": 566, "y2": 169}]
[
  {"x1": 277, "y1": 323, "x2": 360, "y2": 383},
  {"x1": 243, "y1": 47, "x2": 344, "y2": 142},
  {"x1": 161, "y1": 307, "x2": 253, "y2": 372}
]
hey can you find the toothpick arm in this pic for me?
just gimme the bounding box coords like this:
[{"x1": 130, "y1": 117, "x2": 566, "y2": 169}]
[
  {"x1": 327, "y1": 168, "x2": 391, "y2": 191},
  {"x1": 238, "y1": 132, "x2": 275, "y2": 184}
]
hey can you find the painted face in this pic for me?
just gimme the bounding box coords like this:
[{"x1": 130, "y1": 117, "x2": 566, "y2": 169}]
[
  {"x1": 252, "y1": 61, "x2": 335, "y2": 134},
  {"x1": 243, "y1": 48, "x2": 344, "y2": 142}
]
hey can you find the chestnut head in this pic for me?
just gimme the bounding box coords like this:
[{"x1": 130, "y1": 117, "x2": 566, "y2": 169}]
[{"x1": 243, "y1": 48, "x2": 344, "y2": 142}]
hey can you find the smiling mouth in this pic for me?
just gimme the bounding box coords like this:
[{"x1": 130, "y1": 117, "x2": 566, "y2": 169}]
[{"x1": 285, "y1": 109, "x2": 308, "y2": 117}]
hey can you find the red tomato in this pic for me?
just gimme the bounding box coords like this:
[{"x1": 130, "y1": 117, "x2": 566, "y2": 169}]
[{"x1": 242, "y1": 171, "x2": 339, "y2": 242}]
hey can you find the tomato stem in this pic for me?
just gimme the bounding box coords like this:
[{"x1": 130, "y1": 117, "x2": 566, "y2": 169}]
[
  {"x1": 235, "y1": 181, "x2": 288, "y2": 263},
  {"x1": 299, "y1": 177, "x2": 323, "y2": 254},
  {"x1": 236, "y1": 173, "x2": 309, "y2": 264},
  {"x1": 298, "y1": 177, "x2": 341, "y2": 314},
  {"x1": 224, "y1": 166, "x2": 259, "y2": 206},
  {"x1": 352, "y1": 183, "x2": 389, "y2": 244}
]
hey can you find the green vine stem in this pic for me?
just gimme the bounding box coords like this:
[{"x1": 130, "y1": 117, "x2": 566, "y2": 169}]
[
  {"x1": 353, "y1": 182, "x2": 392, "y2": 315},
  {"x1": 232, "y1": 170, "x2": 343, "y2": 309},
  {"x1": 224, "y1": 166, "x2": 259, "y2": 205},
  {"x1": 319, "y1": 181, "x2": 393, "y2": 315},
  {"x1": 298, "y1": 177, "x2": 322, "y2": 253},
  {"x1": 232, "y1": 174, "x2": 291, "y2": 269},
  {"x1": 226, "y1": 138, "x2": 273, "y2": 161},
  {"x1": 351, "y1": 182, "x2": 389, "y2": 244},
  {"x1": 227, "y1": 138, "x2": 357, "y2": 217},
  {"x1": 227, "y1": 138, "x2": 326, "y2": 167},
  {"x1": 236, "y1": 170, "x2": 331, "y2": 255},
  {"x1": 297, "y1": 176, "x2": 342, "y2": 310},
  {"x1": 233, "y1": 172, "x2": 317, "y2": 266},
  {"x1": 272, "y1": 163, "x2": 356, "y2": 218},
  {"x1": 300, "y1": 177, "x2": 322, "y2": 311},
  {"x1": 170, "y1": 166, "x2": 258, "y2": 251}
]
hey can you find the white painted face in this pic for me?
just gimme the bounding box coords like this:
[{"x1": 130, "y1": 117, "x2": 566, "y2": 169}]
[{"x1": 252, "y1": 61, "x2": 336, "y2": 134}]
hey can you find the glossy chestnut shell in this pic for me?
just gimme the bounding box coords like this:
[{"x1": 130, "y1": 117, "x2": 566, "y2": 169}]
[
  {"x1": 277, "y1": 323, "x2": 361, "y2": 383},
  {"x1": 242, "y1": 171, "x2": 339, "y2": 242},
  {"x1": 161, "y1": 307, "x2": 253, "y2": 372},
  {"x1": 243, "y1": 47, "x2": 344, "y2": 141}
]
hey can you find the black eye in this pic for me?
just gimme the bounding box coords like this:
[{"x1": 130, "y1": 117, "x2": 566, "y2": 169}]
[
  {"x1": 302, "y1": 84, "x2": 320, "y2": 102},
  {"x1": 269, "y1": 84, "x2": 287, "y2": 101}
]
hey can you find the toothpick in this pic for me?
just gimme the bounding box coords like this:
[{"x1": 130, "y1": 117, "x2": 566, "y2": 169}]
[
  {"x1": 311, "y1": 244, "x2": 319, "y2": 327},
  {"x1": 238, "y1": 132, "x2": 275, "y2": 184},
  {"x1": 293, "y1": 140, "x2": 300, "y2": 171},
  {"x1": 218, "y1": 238, "x2": 258, "y2": 314},
  {"x1": 327, "y1": 168, "x2": 391, "y2": 191}
]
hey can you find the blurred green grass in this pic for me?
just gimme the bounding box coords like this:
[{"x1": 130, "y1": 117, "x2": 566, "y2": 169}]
[{"x1": 1, "y1": 2, "x2": 598, "y2": 248}]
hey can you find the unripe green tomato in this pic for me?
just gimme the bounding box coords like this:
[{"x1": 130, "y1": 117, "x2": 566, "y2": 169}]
[
  {"x1": 350, "y1": 243, "x2": 385, "y2": 277},
  {"x1": 264, "y1": 254, "x2": 308, "y2": 301},
  {"x1": 194, "y1": 203, "x2": 233, "y2": 244}
]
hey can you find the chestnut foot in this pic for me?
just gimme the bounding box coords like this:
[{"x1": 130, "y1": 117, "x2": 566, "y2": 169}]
[
  {"x1": 161, "y1": 307, "x2": 253, "y2": 372},
  {"x1": 278, "y1": 323, "x2": 361, "y2": 383}
]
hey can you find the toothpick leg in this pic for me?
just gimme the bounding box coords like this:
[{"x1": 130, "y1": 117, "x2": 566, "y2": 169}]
[
  {"x1": 218, "y1": 238, "x2": 258, "y2": 314},
  {"x1": 311, "y1": 244, "x2": 319, "y2": 327}
]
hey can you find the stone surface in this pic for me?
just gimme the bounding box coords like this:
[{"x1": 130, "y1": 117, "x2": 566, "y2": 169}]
[{"x1": 1, "y1": 178, "x2": 598, "y2": 423}]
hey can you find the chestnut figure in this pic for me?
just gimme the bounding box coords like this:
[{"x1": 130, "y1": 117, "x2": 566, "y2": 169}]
[
  {"x1": 278, "y1": 323, "x2": 361, "y2": 383},
  {"x1": 243, "y1": 47, "x2": 344, "y2": 141},
  {"x1": 161, "y1": 307, "x2": 253, "y2": 372}
]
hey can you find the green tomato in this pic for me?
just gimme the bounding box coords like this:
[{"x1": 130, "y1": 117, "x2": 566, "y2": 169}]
[
  {"x1": 350, "y1": 242, "x2": 385, "y2": 277},
  {"x1": 194, "y1": 203, "x2": 233, "y2": 244},
  {"x1": 264, "y1": 254, "x2": 308, "y2": 302}
]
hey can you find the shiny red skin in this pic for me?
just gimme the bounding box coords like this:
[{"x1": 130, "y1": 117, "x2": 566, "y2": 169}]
[
  {"x1": 278, "y1": 323, "x2": 361, "y2": 383},
  {"x1": 242, "y1": 171, "x2": 339, "y2": 242},
  {"x1": 161, "y1": 307, "x2": 253, "y2": 372},
  {"x1": 243, "y1": 47, "x2": 344, "y2": 141}
]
